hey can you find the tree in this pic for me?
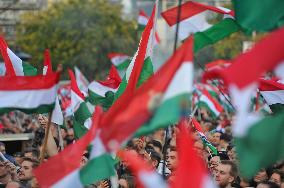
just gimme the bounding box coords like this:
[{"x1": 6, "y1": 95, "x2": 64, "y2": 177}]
[{"x1": 16, "y1": 0, "x2": 138, "y2": 79}]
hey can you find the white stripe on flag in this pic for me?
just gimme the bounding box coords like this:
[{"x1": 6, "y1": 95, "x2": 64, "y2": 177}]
[
  {"x1": 138, "y1": 15, "x2": 148, "y2": 26},
  {"x1": 0, "y1": 85, "x2": 57, "y2": 109},
  {"x1": 260, "y1": 90, "x2": 284, "y2": 105},
  {"x1": 88, "y1": 81, "x2": 118, "y2": 97},
  {"x1": 7, "y1": 48, "x2": 24, "y2": 76},
  {"x1": 52, "y1": 170, "x2": 83, "y2": 188}
]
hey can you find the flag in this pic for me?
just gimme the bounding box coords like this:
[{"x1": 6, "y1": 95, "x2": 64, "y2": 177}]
[
  {"x1": 233, "y1": 0, "x2": 284, "y2": 31},
  {"x1": 42, "y1": 49, "x2": 64, "y2": 126},
  {"x1": 108, "y1": 53, "x2": 131, "y2": 70},
  {"x1": 172, "y1": 120, "x2": 217, "y2": 188},
  {"x1": 134, "y1": 38, "x2": 193, "y2": 137},
  {"x1": 138, "y1": 9, "x2": 160, "y2": 44},
  {"x1": 113, "y1": 3, "x2": 158, "y2": 101},
  {"x1": 34, "y1": 106, "x2": 115, "y2": 187},
  {"x1": 87, "y1": 65, "x2": 121, "y2": 109},
  {"x1": 191, "y1": 118, "x2": 217, "y2": 155},
  {"x1": 69, "y1": 69, "x2": 92, "y2": 139},
  {"x1": 100, "y1": 37, "x2": 193, "y2": 149},
  {"x1": 203, "y1": 26, "x2": 284, "y2": 178},
  {"x1": 118, "y1": 150, "x2": 168, "y2": 188},
  {"x1": 161, "y1": 1, "x2": 235, "y2": 41},
  {"x1": 259, "y1": 79, "x2": 284, "y2": 113},
  {"x1": 0, "y1": 73, "x2": 60, "y2": 115},
  {"x1": 74, "y1": 66, "x2": 89, "y2": 94},
  {"x1": 196, "y1": 87, "x2": 223, "y2": 119},
  {"x1": 0, "y1": 36, "x2": 37, "y2": 76}
]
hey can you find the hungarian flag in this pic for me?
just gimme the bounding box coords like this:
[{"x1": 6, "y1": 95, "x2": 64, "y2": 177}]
[
  {"x1": 233, "y1": 0, "x2": 284, "y2": 31},
  {"x1": 134, "y1": 37, "x2": 193, "y2": 137},
  {"x1": 42, "y1": 49, "x2": 64, "y2": 126},
  {"x1": 161, "y1": 1, "x2": 237, "y2": 42},
  {"x1": 0, "y1": 73, "x2": 60, "y2": 115},
  {"x1": 259, "y1": 79, "x2": 284, "y2": 113},
  {"x1": 108, "y1": 53, "x2": 131, "y2": 70},
  {"x1": 69, "y1": 69, "x2": 92, "y2": 139},
  {"x1": 34, "y1": 106, "x2": 115, "y2": 187},
  {"x1": 87, "y1": 65, "x2": 122, "y2": 109},
  {"x1": 138, "y1": 9, "x2": 160, "y2": 44},
  {"x1": 118, "y1": 150, "x2": 168, "y2": 188},
  {"x1": 172, "y1": 120, "x2": 217, "y2": 188},
  {"x1": 191, "y1": 118, "x2": 217, "y2": 155},
  {"x1": 74, "y1": 66, "x2": 89, "y2": 94},
  {"x1": 203, "y1": 26, "x2": 284, "y2": 178},
  {"x1": 100, "y1": 37, "x2": 193, "y2": 149},
  {"x1": 0, "y1": 36, "x2": 37, "y2": 76},
  {"x1": 113, "y1": 3, "x2": 158, "y2": 101},
  {"x1": 196, "y1": 87, "x2": 223, "y2": 119}
]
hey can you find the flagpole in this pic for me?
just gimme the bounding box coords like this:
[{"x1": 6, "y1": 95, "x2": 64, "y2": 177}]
[
  {"x1": 39, "y1": 113, "x2": 52, "y2": 163},
  {"x1": 162, "y1": 0, "x2": 183, "y2": 179}
]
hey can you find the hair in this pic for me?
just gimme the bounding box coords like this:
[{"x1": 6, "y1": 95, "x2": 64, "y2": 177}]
[
  {"x1": 220, "y1": 133, "x2": 232, "y2": 143},
  {"x1": 147, "y1": 140, "x2": 163, "y2": 152},
  {"x1": 259, "y1": 181, "x2": 280, "y2": 188},
  {"x1": 271, "y1": 169, "x2": 284, "y2": 182},
  {"x1": 0, "y1": 142, "x2": 5, "y2": 147},
  {"x1": 146, "y1": 149, "x2": 161, "y2": 168},
  {"x1": 21, "y1": 157, "x2": 39, "y2": 168},
  {"x1": 220, "y1": 160, "x2": 238, "y2": 180},
  {"x1": 169, "y1": 146, "x2": 176, "y2": 152},
  {"x1": 120, "y1": 174, "x2": 136, "y2": 188},
  {"x1": 24, "y1": 147, "x2": 40, "y2": 158}
]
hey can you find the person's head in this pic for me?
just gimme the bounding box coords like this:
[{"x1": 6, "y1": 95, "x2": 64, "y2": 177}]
[
  {"x1": 256, "y1": 181, "x2": 280, "y2": 188},
  {"x1": 269, "y1": 170, "x2": 284, "y2": 186},
  {"x1": 254, "y1": 169, "x2": 269, "y2": 184},
  {"x1": 18, "y1": 157, "x2": 39, "y2": 181},
  {"x1": 152, "y1": 129, "x2": 165, "y2": 144},
  {"x1": 118, "y1": 174, "x2": 135, "y2": 188},
  {"x1": 146, "y1": 140, "x2": 162, "y2": 155},
  {"x1": 212, "y1": 131, "x2": 222, "y2": 147},
  {"x1": 208, "y1": 155, "x2": 221, "y2": 174},
  {"x1": 24, "y1": 148, "x2": 39, "y2": 160},
  {"x1": 227, "y1": 145, "x2": 237, "y2": 161},
  {"x1": 13, "y1": 152, "x2": 23, "y2": 165},
  {"x1": 166, "y1": 146, "x2": 178, "y2": 172},
  {"x1": 219, "y1": 133, "x2": 231, "y2": 151},
  {"x1": 0, "y1": 142, "x2": 6, "y2": 154},
  {"x1": 145, "y1": 148, "x2": 161, "y2": 169},
  {"x1": 215, "y1": 160, "x2": 238, "y2": 188}
]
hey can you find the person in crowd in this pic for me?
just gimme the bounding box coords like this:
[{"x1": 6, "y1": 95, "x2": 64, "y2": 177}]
[
  {"x1": 18, "y1": 157, "x2": 39, "y2": 187},
  {"x1": 269, "y1": 170, "x2": 284, "y2": 186},
  {"x1": 254, "y1": 169, "x2": 269, "y2": 185},
  {"x1": 215, "y1": 160, "x2": 238, "y2": 188},
  {"x1": 256, "y1": 181, "x2": 280, "y2": 188},
  {"x1": 166, "y1": 146, "x2": 178, "y2": 183}
]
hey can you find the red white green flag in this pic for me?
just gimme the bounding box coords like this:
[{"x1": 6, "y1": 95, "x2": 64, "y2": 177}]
[{"x1": 108, "y1": 53, "x2": 131, "y2": 70}]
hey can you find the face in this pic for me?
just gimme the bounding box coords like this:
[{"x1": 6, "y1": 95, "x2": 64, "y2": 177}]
[
  {"x1": 228, "y1": 148, "x2": 236, "y2": 161},
  {"x1": 215, "y1": 164, "x2": 234, "y2": 188},
  {"x1": 166, "y1": 151, "x2": 178, "y2": 171},
  {"x1": 209, "y1": 156, "x2": 221, "y2": 173},
  {"x1": 254, "y1": 169, "x2": 268, "y2": 183},
  {"x1": 118, "y1": 178, "x2": 128, "y2": 188},
  {"x1": 212, "y1": 132, "x2": 221, "y2": 146},
  {"x1": 19, "y1": 160, "x2": 34, "y2": 181},
  {"x1": 270, "y1": 173, "x2": 281, "y2": 185}
]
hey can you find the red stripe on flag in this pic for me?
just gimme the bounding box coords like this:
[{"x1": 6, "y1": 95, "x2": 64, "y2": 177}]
[
  {"x1": 203, "y1": 26, "x2": 284, "y2": 89},
  {"x1": 0, "y1": 73, "x2": 60, "y2": 90},
  {"x1": 162, "y1": 1, "x2": 233, "y2": 26},
  {"x1": 43, "y1": 49, "x2": 53, "y2": 75},
  {"x1": 259, "y1": 79, "x2": 284, "y2": 91},
  {"x1": 201, "y1": 88, "x2": 223, "y2": 112},
  {"x1": 139, "y1": 9, "x2": 148, "y2": 19},
  {"x1": 68, "y1": 69, "x2": 85, "y2": 100},
  {"x1": 98, "y1": 65, "x2": 122, "y2": 89},
  {"x1": 0, "y1": 37, "x2": 16, "y2": 76}
]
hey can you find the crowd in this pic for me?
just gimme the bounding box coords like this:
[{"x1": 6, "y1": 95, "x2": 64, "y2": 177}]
[{"x1": 0, "y1": 109, "x2": 283, "y2": 188}]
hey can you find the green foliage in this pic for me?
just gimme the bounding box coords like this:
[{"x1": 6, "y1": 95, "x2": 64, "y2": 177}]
[{"x1": 16, "y1": 0, "x2": 138, "y2": 79}]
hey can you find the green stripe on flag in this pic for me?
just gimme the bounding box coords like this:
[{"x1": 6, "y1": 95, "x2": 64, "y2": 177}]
[
  {"x1": 197, "y1": 101, "x2": 218, "y2": 119},
  {"x1": 74, "y1": 102, "x2": 92, "y2": 125},
  {"x1": 116, "y1": 59, "x2": 131, "y2": 70},
  {"x1": 194, "y1": 18, "x2": 241, "y2": 52},
  {"x1": 79, "y1": 154, "x2": 115, "y2": 185},
  {"x1": 235, "y1": 111, "x2": 284, "y2": 178},
  {"x1": 0, "y1": 103, "x2": 55, "y2": 115},
  {"x1": 114, "y1": 56, "x2": 154, "y2": 102},
  {"x1": 269, "y1": 103, "x2": 284, "y2": 114},
  {"x1": 135, "y1": 94, "x2": 189, "y2": 137},
  {"x1": 23, "y1": 62, "x2": 38, "y2": 76},
  {"x1": 86, "y1": 90, "x2": 115, "y2": 110},
  {"x1": 73, "y1": 120, "x2": 88, "y2": 139}
]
